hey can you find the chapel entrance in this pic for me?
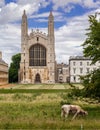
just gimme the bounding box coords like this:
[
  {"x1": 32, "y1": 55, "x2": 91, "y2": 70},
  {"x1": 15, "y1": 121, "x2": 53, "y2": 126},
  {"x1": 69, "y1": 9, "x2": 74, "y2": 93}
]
[{"x1": 35, "y1": 73, "x2": 41, "y2": 83}]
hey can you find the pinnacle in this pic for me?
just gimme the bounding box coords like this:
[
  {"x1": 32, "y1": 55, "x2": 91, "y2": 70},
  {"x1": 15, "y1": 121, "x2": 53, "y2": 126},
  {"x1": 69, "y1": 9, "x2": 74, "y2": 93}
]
[
  {"x1": 23, "y1": 10, "x2": 26, "y2": 15},
  {"x1": 49, "y1": 11, "x2": 53, "y2": 17}
]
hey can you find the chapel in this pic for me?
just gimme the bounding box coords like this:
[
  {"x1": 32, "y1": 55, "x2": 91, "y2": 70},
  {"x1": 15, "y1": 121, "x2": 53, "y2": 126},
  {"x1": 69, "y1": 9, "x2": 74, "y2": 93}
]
[{"x1": 19, "y1": 10, "x2": 56, "y2": 83}]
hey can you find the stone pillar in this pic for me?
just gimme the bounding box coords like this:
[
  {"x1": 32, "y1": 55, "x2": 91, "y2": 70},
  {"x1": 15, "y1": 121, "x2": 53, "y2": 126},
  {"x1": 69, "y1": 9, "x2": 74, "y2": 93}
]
[{"x1": 0, "y1": 51, "x2": 2, "y2": 59}]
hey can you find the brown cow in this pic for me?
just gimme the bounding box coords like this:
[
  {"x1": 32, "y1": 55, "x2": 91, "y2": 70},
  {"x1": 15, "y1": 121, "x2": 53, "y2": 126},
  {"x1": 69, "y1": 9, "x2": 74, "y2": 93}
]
[{"x1": 61, "y1": 104, "x2": 88, "y2": 120}]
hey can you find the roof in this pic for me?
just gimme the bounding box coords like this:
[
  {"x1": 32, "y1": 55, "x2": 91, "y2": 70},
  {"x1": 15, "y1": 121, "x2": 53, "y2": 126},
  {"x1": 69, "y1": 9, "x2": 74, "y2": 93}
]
[
  {"x1": 0, "y1": 58, "x2": 8, "y2": 66},
  {"x1": 69, "y1": 56, "x2": 91, "y2": 60}
]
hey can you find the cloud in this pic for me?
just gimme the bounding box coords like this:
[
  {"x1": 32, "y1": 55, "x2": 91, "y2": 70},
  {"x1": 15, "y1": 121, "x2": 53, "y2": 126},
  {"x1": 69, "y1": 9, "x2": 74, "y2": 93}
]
[
  {"x1": 0, "y1": 0, "x2": 5, "y2": 7},
  {"x1": 0, "y1": 0, "x2": 99, "y2": 66},
  {"x1": 29, "y1": 11, "x2": 64, "y2": 22},
  {"x1": 55, "y1": 8, "x2": 100, "y2": 63},
  {"x1": 0, "y1": 0, "x2": 49, "y2": 65},
  {"x1": 0, "y1": 2, "x2": 39, "y2": 24},
  {"x1": 82, "y1": 0, "x2": 100, "y2": 8},
  {"x1": 0, "y1": 0, "x2": 50, "y2": 25},
  {"x1": 55, "y1": 13, "x2": 89, "y2": 63},
  {"x1": 51, "y1": 0, "x2": 100, "y2": 12},
  {"x1": 0, "y1": 23, "x2": 21, "y2": 65}
]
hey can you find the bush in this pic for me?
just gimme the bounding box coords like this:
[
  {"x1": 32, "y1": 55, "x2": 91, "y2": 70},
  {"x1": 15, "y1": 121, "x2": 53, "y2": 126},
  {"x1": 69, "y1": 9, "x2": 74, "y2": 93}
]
[{"x1": 81, "y1": 69, "x2": 100, "y2": 99}]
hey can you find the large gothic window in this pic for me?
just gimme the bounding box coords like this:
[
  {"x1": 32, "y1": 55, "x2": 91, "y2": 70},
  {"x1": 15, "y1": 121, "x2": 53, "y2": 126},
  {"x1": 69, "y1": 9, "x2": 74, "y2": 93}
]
[{"x1": 29, "y1": 44, "x2": 46, "y2": 66}]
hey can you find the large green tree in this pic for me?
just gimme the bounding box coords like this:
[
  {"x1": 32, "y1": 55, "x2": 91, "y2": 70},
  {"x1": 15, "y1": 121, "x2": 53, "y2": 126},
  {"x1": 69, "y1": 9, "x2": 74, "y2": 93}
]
[
  {"x1": 82, "y1": 13, "x2": 100, "y2": 64},
  {"x1": 82, "y1": 13, "x2": 100, "y2": 98},
  {"x1": 9, "y1": 53, "x2": 21, "y2": 83}
]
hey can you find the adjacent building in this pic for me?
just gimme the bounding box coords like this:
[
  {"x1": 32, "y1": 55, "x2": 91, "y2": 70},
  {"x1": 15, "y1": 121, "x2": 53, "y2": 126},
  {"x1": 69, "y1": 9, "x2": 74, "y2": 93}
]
[
  {"x1": 69, "y1": 56, "x2": 100, "y2": 83},
  {"x1": 0, "y1": 51, "x2": 8, "y2": 85},
  {"x1": 56, "y1": 63, "x2": 69, "y2": 83}
]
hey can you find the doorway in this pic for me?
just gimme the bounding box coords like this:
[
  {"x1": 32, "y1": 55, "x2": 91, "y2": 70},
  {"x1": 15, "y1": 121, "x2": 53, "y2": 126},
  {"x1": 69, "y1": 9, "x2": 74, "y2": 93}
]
[{"x1": 35, "y1": 73, "x2": 41, "y2": 83}]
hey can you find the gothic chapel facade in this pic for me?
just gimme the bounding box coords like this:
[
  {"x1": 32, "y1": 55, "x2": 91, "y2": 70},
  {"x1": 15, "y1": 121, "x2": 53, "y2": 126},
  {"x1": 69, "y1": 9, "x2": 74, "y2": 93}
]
[{"x1": 19, "y1": 10, "x2": 56, "y2": 83}]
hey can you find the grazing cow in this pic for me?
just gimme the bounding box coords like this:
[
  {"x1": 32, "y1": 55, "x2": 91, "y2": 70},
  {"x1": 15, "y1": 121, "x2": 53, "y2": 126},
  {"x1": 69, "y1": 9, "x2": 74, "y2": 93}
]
[{"x1": 61, "y1": 104, "x2": 88, "y2": 120}]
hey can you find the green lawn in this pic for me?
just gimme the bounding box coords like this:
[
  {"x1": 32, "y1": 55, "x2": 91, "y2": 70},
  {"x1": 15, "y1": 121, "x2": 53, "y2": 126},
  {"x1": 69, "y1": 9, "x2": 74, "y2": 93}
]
[
  {"x1": 0, "y1": 84, "x2": 99, "y2": 129},
  {"x1": 0, "y1": 83, "x2": 84, "y2": 89}
]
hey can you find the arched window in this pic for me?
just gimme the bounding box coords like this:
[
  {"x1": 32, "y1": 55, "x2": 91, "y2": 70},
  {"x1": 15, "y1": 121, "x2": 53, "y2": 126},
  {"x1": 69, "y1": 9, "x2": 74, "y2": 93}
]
[{"x1": 29, "y1": 44, "x2": 46, "y2": 66}]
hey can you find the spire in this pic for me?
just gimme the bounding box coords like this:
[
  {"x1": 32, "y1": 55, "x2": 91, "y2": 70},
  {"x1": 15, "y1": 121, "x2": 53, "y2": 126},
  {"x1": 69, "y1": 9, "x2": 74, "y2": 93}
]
[
  {"x1": 21, "y1": 10, "x2": 28, "y2": 39},
  {"x1": 24, "y1": 10, "x2": 26, "y2": 15},
  {"x1": 22, "y1": 10, "x2": 27, "y2": 17},
  {"x1": 49, "y1": 11, "x2": 53, "y2": 19},
  {"x1": 48, "y1": 11, "x2": 54, "y2": 37},
  {"x1": 49, "y1": 11, "x2": 53, "y2": 16}
]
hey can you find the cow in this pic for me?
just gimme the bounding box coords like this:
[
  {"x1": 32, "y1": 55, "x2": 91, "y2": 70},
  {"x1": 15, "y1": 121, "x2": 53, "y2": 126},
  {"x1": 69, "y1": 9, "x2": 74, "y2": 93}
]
[{"x1": 61, "y1": 104, "x2": 88, "y2": 120}]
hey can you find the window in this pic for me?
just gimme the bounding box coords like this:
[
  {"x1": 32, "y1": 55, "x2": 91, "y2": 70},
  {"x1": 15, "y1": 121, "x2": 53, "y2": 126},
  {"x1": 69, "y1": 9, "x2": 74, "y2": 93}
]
[
  {"x1": 37, "y1": 37, "x2": 39, "y2": 41},
  {"x1": 73, "y1": 62, "x2": 76, "y2": 66},
  {"x1": 29, "y1": 44, "x2": 46, "y2": 66},
  {"x1": 80, "y1": 62, "x2": 82, "y2": 66},
  {"x1": 73, "y1": 68, "x2": 76, "y2": 74},
  {"x1": 87, "y1": 68, "x2": 90, "y2": 73},
  {"x1": 87, "y1": 62, "x2": 89, "y2": 66},
  {"x1": 59, "y1": 69, "x2": 62, "y2": 74},
  {"x1": 80, "y1": 68, "x2": 83, "y2": 73},
  {"x1": 73, "y1": 76, "x2": 76, "y2": 82}
]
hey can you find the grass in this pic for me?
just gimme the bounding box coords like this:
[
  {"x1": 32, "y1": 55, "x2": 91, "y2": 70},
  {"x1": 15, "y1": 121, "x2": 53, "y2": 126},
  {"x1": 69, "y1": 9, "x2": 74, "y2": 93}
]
[
  {"x1": 0, "y1": 88, "x2": 69, "y2": 94},
  {"x1": 0, "y1": 83, "x2": 78, "y2": 89},
  {"x1": 0, "y1": 101, "x2": 100, "y2": 129},
  {"x1": 0, "y1": 83, "x2": 99, "y2": 129}
]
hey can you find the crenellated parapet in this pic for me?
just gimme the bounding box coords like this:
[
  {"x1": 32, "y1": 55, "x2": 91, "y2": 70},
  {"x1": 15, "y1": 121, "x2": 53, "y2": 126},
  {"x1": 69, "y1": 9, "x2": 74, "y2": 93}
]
[{"x1": 29, "y1": 29, "x2": 48, "y2": 40}]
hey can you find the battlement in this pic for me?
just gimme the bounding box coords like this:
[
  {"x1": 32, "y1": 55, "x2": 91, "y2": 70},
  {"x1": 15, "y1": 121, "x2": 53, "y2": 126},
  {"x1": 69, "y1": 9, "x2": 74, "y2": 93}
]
[{"x1": 29, "y1": 29, "x2": 47, "y2": 39}]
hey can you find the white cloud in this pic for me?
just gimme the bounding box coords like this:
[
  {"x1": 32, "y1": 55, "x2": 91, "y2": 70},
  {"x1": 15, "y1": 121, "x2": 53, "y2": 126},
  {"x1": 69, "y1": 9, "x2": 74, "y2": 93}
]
[
  {"x1": 55, "y1": 13, "x2": 89, "y2": 63},
  {"x1": 0, "y1": 2, "x2": 39, "y2": 24},
  {"x1": 17, "y1": 0, "x2": 50, "y2": 11},
  {"x1": 51, "y1": 0, "x2": 100, "y2": 12},
  {"x1": 0, "y1": 0, "x2": 5, "y2": 7},
  {"x1": 29, "y1": 11, "x2": 64, "y2": 22},
  {"x1": 0, "y1": 0, "x2": 99, "y2": 66},
  {"x1": 82, "y1": 0, "x2": 100, "y2": 8},
  {"x1": 0, "y1": 0, "x2": 50, "y2": 25},
  {"x1": 30, "y1": 12, "x2": 62, "y2": 18},
  {"x1": 51, "y1": 0, "x2": 81, "y2": 11},
  {"x1": 0, "y1": 0, "x2": 50, "y2": 65},
  {"x1": 0, "y1": 24, "x2": 21, "y2": 65},
  {"x1": 55, "y1": 8, "x2": 100, "y2": 63}
]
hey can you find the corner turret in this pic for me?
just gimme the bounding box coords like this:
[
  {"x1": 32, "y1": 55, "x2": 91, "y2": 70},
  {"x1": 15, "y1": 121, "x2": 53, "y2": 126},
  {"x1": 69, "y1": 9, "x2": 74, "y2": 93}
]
[{"x1": 21, "y1": 10, "x2": 28, "y2": 41}]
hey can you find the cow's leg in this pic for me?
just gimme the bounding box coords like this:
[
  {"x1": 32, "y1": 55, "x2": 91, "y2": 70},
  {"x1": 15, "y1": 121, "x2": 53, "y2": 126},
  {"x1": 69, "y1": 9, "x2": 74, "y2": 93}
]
[
  {"x1": 61, "y1": 109, "x2": 69, "y2": 121},
  {"x1": 61, "y1": 109, "x2": 64, "y2": 118},
  {"x1": 72, "y1": 111, "x2": 79, "y2": 120},
  {"x1": 64, "y1": 110, "x2": 70, "y2": 121}
]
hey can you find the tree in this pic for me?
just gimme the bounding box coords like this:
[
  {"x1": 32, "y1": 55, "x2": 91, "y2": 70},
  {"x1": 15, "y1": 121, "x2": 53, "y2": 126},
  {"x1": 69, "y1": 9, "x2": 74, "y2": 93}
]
[
  {"x1": 81, "y1": 69, "x2": 100, "y2": 98},
  {"x1": 82, "y1": 13, "x2": 100, "y2": 98},
  {"x1": 9, "y1": 53, "x2": 21, "y2": 83},
  {"x1": 82, "y1": 13, "x2": 100, "y2": 64}
]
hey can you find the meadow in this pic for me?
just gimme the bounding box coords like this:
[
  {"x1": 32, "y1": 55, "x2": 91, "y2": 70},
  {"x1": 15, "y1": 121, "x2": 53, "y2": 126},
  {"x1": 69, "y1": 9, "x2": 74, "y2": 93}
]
[{"x1": 0, "y1": 83, "x2": 100, "y2": 130}]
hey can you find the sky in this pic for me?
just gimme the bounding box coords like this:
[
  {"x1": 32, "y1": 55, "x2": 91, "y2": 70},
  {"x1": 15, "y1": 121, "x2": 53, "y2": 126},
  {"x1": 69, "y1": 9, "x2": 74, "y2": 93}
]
[{"x1": 0, "y1": 0, "x2": 100, "y2": 65}]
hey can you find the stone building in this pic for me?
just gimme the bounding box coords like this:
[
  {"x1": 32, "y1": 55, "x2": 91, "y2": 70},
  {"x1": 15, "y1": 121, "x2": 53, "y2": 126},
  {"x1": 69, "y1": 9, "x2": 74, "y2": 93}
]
[
  {"x1": 69, "y1": 56, "x2": 100, "y2": 83},
  {"x1": 0, "y1": 51, "x2": 8, "y2": 85},
  {"x1": 56, "y1": 63, "x2": 69, "y2": 83},
  {"x1": 19, "y1": 10, "x2": 55, "y2": 83}
]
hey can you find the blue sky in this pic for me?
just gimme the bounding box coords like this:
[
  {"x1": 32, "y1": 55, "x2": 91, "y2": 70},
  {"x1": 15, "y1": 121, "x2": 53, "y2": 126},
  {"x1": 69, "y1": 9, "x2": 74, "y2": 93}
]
[{"x1": 0, "y1": 0, "x2": 100, "y2": 65}]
